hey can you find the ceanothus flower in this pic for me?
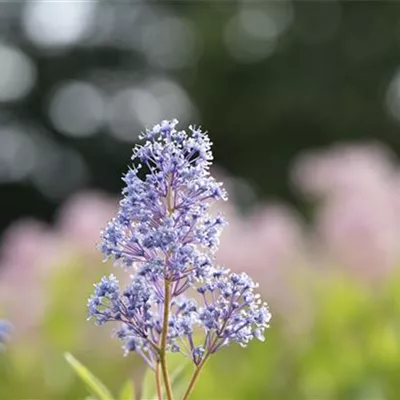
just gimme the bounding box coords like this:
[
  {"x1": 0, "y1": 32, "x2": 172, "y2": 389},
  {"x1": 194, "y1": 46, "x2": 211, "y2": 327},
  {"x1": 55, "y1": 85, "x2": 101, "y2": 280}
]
[
  {"x1": 88, "y1": 274, "x2": 162, "y2": 368},
  {"x1": 99, "y1": 119, "x2": 226, "y2": 284},
  {"x1": 88, "y1": 120, "x2": 270, "y2": 371},
  {"x1": 0, "y1": 319, "x2": 11, "y2": 350},
  {"x1": 196, "y1": 269, "x2": 270, "y2": 354}
]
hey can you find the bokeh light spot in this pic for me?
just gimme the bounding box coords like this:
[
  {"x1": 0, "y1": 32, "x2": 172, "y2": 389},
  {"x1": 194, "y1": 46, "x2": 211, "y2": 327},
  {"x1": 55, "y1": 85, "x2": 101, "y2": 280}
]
[
  {"x1": 0, "y1": 127, "x2": 36, "y2": 182},
  {"x1": 23, "y1": 1, "x2": 96, "y2": 49},
  {"x1": 0, "y1": 43, "x2": 36, "y2": 102},
  {"x1": 49, "y1": 81, "x2": 106, "y2": 137},
  {"x1": 140, "y1": 16, "x2": 201, "y2": 69},
  {"x1": 107, "y1": 78, "x2": 195, "y2": 142}
]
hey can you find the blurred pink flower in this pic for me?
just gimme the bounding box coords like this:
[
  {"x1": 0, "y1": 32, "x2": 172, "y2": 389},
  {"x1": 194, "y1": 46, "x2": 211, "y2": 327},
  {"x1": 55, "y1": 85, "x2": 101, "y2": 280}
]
[
  {"x1": 293, "y1": 142, "x2": 400, "y2": 277},
  {"x1": 0, "y1": 219, "x2": 65, "y2": 336},
  {"x1": 55, "y1": 190, "x2": 117, "y2": 258},
  {"x1": 217, "y1": 201, "x2": 305, "y2": 308},
  {"x1": 0, "y1": 191, "x2": 117, "y2": 337},
  {"x1": 317, "y1": 193, "x2": 399, "y2": 277},
  {"x1": 293, "y1": 142, "x2": 396, "y2": 199},
  {"x1": 0, "y1": 218, "x2": 62, "y2": 282},
  {"x1": 3, "y1": 145, "x2": 400, "y2": 336}
]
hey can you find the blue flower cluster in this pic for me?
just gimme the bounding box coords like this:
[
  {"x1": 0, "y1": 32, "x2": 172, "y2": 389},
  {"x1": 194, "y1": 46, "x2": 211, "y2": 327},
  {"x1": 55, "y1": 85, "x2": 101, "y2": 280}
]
[
  {"x1": 88, "y1": 120, "x2": 270, "y2": 368},
  {"x1": 0, "y1": 319, "x2": 11, "y2": 349}
]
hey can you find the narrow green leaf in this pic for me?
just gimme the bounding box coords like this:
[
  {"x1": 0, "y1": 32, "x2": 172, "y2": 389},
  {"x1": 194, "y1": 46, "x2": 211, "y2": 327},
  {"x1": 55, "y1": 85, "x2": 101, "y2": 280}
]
[
  {"x1": 64, "y1": 353, "x2": 115, "y2": 400},
  {"x1": 168, "y1": 357, "x2": 193, "y2": 399},
  {"x1": 141, "y1": 367, "x2": 157, "y2": 400},
  {"x1": 118, "y1": 380, "x2": 135, "y2": 400}
]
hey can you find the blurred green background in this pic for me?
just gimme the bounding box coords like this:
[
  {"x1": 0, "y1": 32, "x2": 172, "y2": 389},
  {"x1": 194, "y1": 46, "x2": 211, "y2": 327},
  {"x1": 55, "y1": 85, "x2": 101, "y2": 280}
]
[{"x1": 1, "y1": 1, "x2": 400, "y2": 399}]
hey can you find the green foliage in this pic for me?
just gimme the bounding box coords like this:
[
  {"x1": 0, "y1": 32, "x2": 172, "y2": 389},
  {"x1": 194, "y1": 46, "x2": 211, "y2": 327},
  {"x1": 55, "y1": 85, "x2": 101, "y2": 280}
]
[
  {"x1": 190, "y1": 271, "x2": 400, "y2": 400},
  {"x1": 65, "y1": 351, "x2": 192, "y2": 400},
  {"x1": 0, "y1": 257, "x2": 136, "y2": 400},
  {"x1": 118, "y1": 380, "x2": 135, "y2": 400},
  {"x1": 2, "y1": 256, "x2": 400, "y2": 399},
  {"x1": 64, "y1": 353, "x2": 115, "y2": 400},
  {"x1": 165, "y1": 355, "x2": 193, "y2": 399},
  {"x1": 64, "y1": 353, "x2": 138, "y2": 400}
]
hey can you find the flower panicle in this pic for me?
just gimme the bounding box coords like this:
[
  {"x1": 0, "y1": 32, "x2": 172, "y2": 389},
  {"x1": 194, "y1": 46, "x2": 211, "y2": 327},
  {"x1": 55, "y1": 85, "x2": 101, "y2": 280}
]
[{"x1": 88, "y1": 119, "x2": 270, "y2": 369}]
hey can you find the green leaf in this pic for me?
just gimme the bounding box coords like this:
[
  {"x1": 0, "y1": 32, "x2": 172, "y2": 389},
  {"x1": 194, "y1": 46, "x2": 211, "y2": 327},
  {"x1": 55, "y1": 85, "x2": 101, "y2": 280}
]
[
  {"x1": 141, "y1": 367, "x2": 157, "y2": 400},
  {"x1": 168, "y1": 356, "x2": 193, "y2": 399},
  {"x1": 118, "y1": 380, "x2": 135, "y2": 400},
  {"x1": 64, "y1": 353, "x2": 115, "y2": 400}
]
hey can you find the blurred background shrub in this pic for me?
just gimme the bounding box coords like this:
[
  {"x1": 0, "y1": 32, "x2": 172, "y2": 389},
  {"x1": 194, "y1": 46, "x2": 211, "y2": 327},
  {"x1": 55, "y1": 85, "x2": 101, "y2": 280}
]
[{"x1": 2, "y1": 1, "x2": 400, "y2": 399}]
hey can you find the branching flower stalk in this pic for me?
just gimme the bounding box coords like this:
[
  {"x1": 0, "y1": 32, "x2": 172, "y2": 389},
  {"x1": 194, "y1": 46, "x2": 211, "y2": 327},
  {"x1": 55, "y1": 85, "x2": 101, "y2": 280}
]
[{"x1": 87, "y1": 120, "x2": 271, "y2": 399}]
